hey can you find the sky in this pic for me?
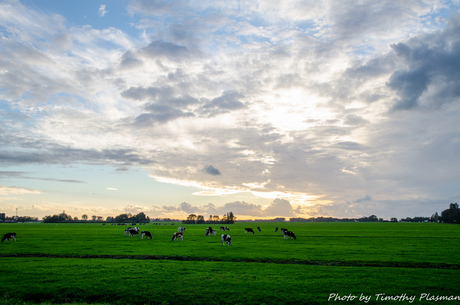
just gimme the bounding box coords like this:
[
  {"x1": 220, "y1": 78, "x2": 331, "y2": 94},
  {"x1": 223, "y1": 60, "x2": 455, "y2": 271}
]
[{"x1": 1, "y1": 0, "x2": 460, "y2": 221}]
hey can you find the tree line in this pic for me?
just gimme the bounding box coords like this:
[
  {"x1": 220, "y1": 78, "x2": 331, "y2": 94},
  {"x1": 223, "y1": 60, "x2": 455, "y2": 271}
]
[
  {"x1": 182, "y1": 212, "x2": 236, "y2": 224},
  {"x1": 42, "y1": 212, "x2": 150, "y2": 223},
  {"x1": 289, "y1": 202, "x2": 460, "y2": 223}
]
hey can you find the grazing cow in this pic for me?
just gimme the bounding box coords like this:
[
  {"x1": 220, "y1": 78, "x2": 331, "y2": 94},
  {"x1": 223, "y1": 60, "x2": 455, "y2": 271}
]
[
  {"x1": 257, "y1": 227, "x2": 261, "y2": 232},
  {"x1": 280, "y1": 228, "x2": 288, "y2": 234},
  {"x1": 178, "y1": 227, "x2": 186, "y2": 232},
  {"x1": 125, "y1": 227, "x2": 139, "y2": 237},
  {"x1": 275, "y1": 227, "x2": 278, "y2": 232},
  {"x1": 172, "y1": 232, "x2": 183, "y2": 241},
  {"x1": 1, "y1": 233, "x2": 16, "y2": 242},
  {"x1": 284, "y1": 231, "x2": 297, "y2": 240},
  {"x1": 221, "y1": 234, "x2": 232, "y2": 246},
  {"x1": 245, "y1": 228, "x2": 255, "y2": 234},
  {"x1": 141, "y1": 231, "x2": 152, "y2": 239},
  {"x1": 220, "y1": 226, "x2": 225, "y2": 231},
  {"x1": 206, "y1": 227, "x2": 216, "y2": 236}
]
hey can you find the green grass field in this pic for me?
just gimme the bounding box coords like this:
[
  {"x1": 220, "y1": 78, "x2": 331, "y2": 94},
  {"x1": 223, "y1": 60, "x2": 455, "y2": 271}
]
[{"x1": 0, "y1": 222, "x2": 459, "y2": 304}]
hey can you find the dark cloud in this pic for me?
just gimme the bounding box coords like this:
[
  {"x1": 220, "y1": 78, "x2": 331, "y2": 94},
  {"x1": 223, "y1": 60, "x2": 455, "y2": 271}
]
[
  {"x1": 200, "y1": 91, "x2": 245, "y2": 117},
  {"x1": 139, "y1": 40, "x2": 191, "y2": 62},
  {"x1": 180, "y1": 201, "x2": 195, "y2": 213},
  {"x1": 121, "y1": 86, "x2": 175, "y2": 101},
  {"x1": 343, "y1": 114, "x2": 369, "y2": 126},
  {"x1": 329, "y1": 1, "x2": 422, "y2": 41},
  {"x1": 354, "y1": 195, "x2": 372, "y2": 203},
  {"x1": 0, "y1": 146, "x2": 155, "y2": 167},
  {"x1": 334, "y1": 141, "x2": 365, "y2": 151},
  {"x1": 119, "y1": 50, "x2": 144, "y2": 70},
  {"x1": 203, "y1": 165, "x2": 221, "y2": 176},
  {"x1": 134, "y1": 104, "x2": 195, "y2": 126},
  {"x1": 387, "y1": 13, "x2": 460, "y2": 111}
]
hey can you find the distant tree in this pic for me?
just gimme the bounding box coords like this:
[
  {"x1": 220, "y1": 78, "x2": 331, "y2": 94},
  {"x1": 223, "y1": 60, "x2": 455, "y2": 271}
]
[
  {"x1": 228, "y1": 212, "x2": 236, "y2": 222},
  {"x1": 440, "y1": 203, "x2": 460, "y2": 223},
  {"x1": 97, "y1": 216, "x2": 104, "y2": 221},
  {"x1": 133, "y1": 212, "x2": 149, "y2": 223},
  {"x1": 73, "y1": 217, "x2": 79, "y2": 221},
  {"x1": 196, "y1": 215, "x2": 205, "y2": 224},
  {"x1": 82, "y1": 214, "x2": 88, "y2": 220},
  {"x1": 183, "y1": 214, "x2": 197, "y2": 224},
  {"x1": 92, "y1": 215, "x2": 97, "y2": 221},
  {"x1": 114, "y1": 213, "x2": 132, "y2": 223},
  {"x1": 16, "y1": 216, "x2": 39, "y2": 222},
  {"x1": 43, "y1": 212, "x2": 73, "y2": 223},
  {"x1": 58, "y1": 212, "x2": 72, "y2": 222},
  {"x1": 212, "y1": 215, "x2": 220, "y2": 222}
]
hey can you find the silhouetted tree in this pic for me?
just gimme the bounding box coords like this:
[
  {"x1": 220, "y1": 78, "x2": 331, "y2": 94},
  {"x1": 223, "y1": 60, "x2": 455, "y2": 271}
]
[
  {"x1": 440, "y1": 203, "x2": 460, "y2": 223},
  {"x1": 43, "y1": 212, "x2": 73, "y2": 223},
  {"x1": 114, "y1": 213, "x2": 132, "y2": 223}
]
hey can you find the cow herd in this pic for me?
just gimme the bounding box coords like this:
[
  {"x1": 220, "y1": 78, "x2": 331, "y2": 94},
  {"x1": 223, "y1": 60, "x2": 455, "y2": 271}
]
[
  {"x1": 2, "y1": 225, "x2": 297, "y2": 246},
  {"x1": 121, "y1": 225, "x2": 297, "y2": 246}
]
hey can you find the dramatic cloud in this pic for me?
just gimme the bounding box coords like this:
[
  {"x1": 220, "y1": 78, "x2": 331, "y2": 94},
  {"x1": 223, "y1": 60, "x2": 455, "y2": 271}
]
[{"x1": 1, "y1": 0, "x2": 459, "y2": 220}]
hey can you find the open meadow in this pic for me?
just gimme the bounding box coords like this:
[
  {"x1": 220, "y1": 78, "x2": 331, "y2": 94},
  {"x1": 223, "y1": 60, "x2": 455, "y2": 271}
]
[{"x1": 0, "y1": 222, "x2": 459, "y2": 305}]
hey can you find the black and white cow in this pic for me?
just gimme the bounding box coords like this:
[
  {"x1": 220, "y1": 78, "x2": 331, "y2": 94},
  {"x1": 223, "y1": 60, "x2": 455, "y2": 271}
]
[
  {"x1": 172, "y1": 232, "x2": 183, "y2": 241},
  {"x1": 206, "y1": 227, "x2": 216, "y2": 236},
  {"x1": 275, "y1": 227, "x2": 278, "y2": 232},
  {"x1": 244, "y1": 228, "x2": 255, "y2": 234},
  {"x1": 280, "y1": 228, "x2": 288, "y2": 234},
  {"x1": 257, "y1": 227, "x2": 261, "y2": 232},
  {"x1": 221, "y1": 234, "x2": 231, "y2": 246},
  {"x1": 1, "y1": 233, "x2": 16, "y2": 242},
  {"x1": 141, "y1": 231, "x2": 152, "y2": 239},
  {"x1": 284, "y1": 231, "x2": 297, "y2": 240},
  {"x1": 125, "y1": 227, "x2": 139, "y2": 236},
  {"x1": 178, "y1": 227, "x2": 186, "y2": 232},
  {"x1": 220, "y1": 226, "x2": 230, "y2": 231}
]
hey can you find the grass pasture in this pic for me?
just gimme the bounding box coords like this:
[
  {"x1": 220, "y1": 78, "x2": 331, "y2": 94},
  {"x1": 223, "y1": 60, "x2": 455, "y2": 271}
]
[{"x1": 0, "y1": 222, "x2": 459, "y2": 304}]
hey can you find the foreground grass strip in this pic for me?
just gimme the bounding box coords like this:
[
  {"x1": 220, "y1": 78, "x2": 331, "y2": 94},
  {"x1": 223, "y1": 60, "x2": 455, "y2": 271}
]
[
  {"x1": 1, "y1": 253, "x2": 459, "y2": 269},
  {"x1": 1, "y1": 257, "x2": 459, "y2": 305}
]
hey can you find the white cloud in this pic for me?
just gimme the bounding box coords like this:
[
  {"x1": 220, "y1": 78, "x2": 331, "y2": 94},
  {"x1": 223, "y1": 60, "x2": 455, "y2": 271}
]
[
  {"x1": 0, "y1": 0, "x2": 458, "y2": 220},
  {"x1": 0, "y1": 186, "x2": 42, "y2": 195},
  {"x1": 98, "y1": 5, "x2": 108, "y2": 17}
]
